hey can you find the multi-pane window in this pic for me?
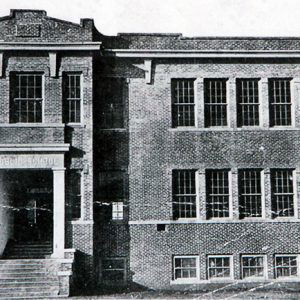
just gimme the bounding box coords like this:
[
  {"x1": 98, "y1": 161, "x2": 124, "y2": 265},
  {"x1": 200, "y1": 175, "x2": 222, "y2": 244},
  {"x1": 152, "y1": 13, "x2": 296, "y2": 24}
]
[
  {"x1": 68, "y1": 170, "x2": 82, "y2": 220},
  {"x1": 172, "y1": 170, "x2": 197, "y2": 219},
  {"x1": 237, "y1": 79, "x2": 260, "y2": 126},
  {"x1": 99, "y1": 78, "x2": 125, "y2": 129},
  {"x1": 172, "y1": 79, "x2": 195, "y2": 127},
  {"x1": 238, "y1": 169, "x2": 262, "y2": 218},
  {"x1": 10, "y1": 74, "x2": 43, "y2": 123},
  {"x1": 207, "y1": 256, "x2": 232, "y2": 279},
  {"x1": 204, "y1": 79, "x2": 227, "y2": 127},
  {"x1": 271, "y1": 169, "x2": 294, "y2": 218},
  {"x1": 275, "y1": 255, "x2": 298, "y2": 278},
  {"x1": 269, "y1": 79, "x2": 292, "y2": 126},
  {"x1": 173, "y1": 256, "x2": 198, "y2": 281},
  {"x1": 206, "y1": 170, "x2": 230, "y2": 219},
  {"x1": 63, "y1": 74, "x2": 81, "y2": 123},
  {"x1": 241, "y1": 256, "x2": 265, "y2": 279},
  {"x1": 112, "y1": 202, "x2": 124, "y2": 220},
  {"x1": 101, "y1": 258, "x2": 126, "y2": 284}
]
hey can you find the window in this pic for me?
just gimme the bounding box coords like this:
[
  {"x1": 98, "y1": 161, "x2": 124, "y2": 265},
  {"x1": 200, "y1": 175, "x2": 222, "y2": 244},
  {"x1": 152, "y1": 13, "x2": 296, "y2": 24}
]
[
  {"x1": 206, "y1": 170, "x2": 230, "y2": 219},
  {"x1": 99, "y1": 78, "x2": 125, "y2": 129},
  {"x1": 269, "y1": 78, "x2": 292, "y2": 126},
  {"x1": 68, "y1": 170, "x2": 82, "y2": 219},
  {"x1": 204, "y1": 79, "x2": 227, "y2": 127},
  {"x1": 275, "y1": 255, "x2": 298, "y2": 278},
  {"x1": 63, "y1": 73, "x2": 81, "y2": 123},
  {"x1": 112, "y1": 202, "x2": 123, "y2": 220},
  {"x1": 172, "y1": 79, "x2": 195, "y2": 127},
  {"x1": 241, "y1": 256, "x2": 266, "y2": 279},
  {"x1": 101, "y1": 258, "x2": 126, "y2": 284},
  {"x1": 172, "y1": 170, "x2": 197, "y2": 219},
  {"x1": 10, "y1": 73, "x2": 43, "y2": 123},
  {"x1": 237, "y1": 79, "x2": 260, "y2": 126},
  {"x1": 238, "y1": 169, "x2": 262, "y2": 218},
  {"x1": 207, "y1": 256, "x2": 233, "y2": 279},
  {"x1": 271, "y1": 169, "x2": 295, "y2": 218},
  {"x1": 173, "y1": 256, "x2": 199, "y2": 282}
]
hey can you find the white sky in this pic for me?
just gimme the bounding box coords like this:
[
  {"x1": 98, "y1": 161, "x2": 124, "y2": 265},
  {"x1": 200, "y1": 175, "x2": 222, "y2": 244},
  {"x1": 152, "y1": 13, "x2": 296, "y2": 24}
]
[{"x1": 0, "y1": 0, "x2": 300, "y2": 37}]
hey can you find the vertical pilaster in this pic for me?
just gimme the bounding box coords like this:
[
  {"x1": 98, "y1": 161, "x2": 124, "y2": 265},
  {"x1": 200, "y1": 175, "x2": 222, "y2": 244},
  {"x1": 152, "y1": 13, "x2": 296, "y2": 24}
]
[
  {"x1": 264, "y1": 168, "x2": 272, "y2": 219},
  {"x1": 231, "y1": 169, "x2": 239, "y2": 219},
  {"x1": 196, "y1": 78, "x2": 204, "y2": 128},
  {"x1": 52, "y1": 168, "x2": 65, "y2": 258},
  {"x1": 198, "y1": 170, "x2": 206, "y2": 220},
  {"x1": 228, "y1": 78, "x2": 237, "y2": 128},
  {"x1": 260, "y1": 78, "x2": 269, "y2": 128},
  {"x1": 292, "y1": 78, "x2": 300, "y2": 127}
]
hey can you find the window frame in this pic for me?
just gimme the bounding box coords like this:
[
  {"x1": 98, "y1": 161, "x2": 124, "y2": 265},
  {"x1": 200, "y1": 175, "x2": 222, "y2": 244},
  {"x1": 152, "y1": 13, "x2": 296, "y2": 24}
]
[
  {"x1": 172, "y1": 169, "x2": 199, "y2": 220},
  {"x1": 206, "y1": 169, "x2": 232, "y2": 219},
  {"x1": 207, "y1": 255, "x2": 234, "y2": 281},
  {"x1": 204, "y1": 78, "x2": 228, "y2": 128},
  {"x1": 171, "y1": 78, "x2": 196, "y2": 128},
  {"x1": 100, "y1": 257, "x2": 127, "y2": 285},
  {"x1": 269, "y1": 78, "x2": 293, "y2": 127},
  {"x1": 270, "y1": 169, "x2": 297, "y2": 219},
  {"x1": 10, "y1": 72, "x2": 44, "y2": 124},
  {"x1": 274, "y1": 254, "x2": 300, "y2": 279},
  {"x1": 173, "y1": 255, "x2": 200, "y2": 283},
  {"x1": 241, "y1": 255, "x2": 268, "y2": 280},
  {"x1": 63, "y1": 73, "x2": 83, "y2": 125},
  {"x1": 236, "y1": 78, "x2": 260, "y2": 127},
  {"x1": 112, "y1": 202, "x2": 124, "y2": 221}
]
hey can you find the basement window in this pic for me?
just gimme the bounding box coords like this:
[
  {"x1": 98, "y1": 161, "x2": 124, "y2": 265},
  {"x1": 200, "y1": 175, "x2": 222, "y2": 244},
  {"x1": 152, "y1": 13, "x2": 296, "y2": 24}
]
[{"x1": 101, "y1": 258, "x2": 126, "y2": 285}]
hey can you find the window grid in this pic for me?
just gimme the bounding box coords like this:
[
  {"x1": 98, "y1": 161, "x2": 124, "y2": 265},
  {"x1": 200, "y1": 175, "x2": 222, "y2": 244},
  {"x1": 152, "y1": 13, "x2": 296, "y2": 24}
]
[
  {"x1": 101, "y1": 258, "x2": 126, "y2": 283},
  {"x1": 271, "y1": 169, "x2": 294, "y2": 218},
  {"x1": 206, "y1": 170, "x2": 230, "y2": 219},
  {"x1": 172, "y1": 79, "x2": 195, "y2": 127},
  {"x1": 208, "y1": 256, "x2": 232, "y2": 279},
  {"x1": 241, "y1": 256, "x2": 265, "y2": 279},
  {"x1": 269, "y1": 79, "x2": 292, "y2": 126},
  {"x1": 112, "y1": 202, "x2": 124, "y2": 220},
  {"x1": 64, "y1": 74, "x2": 81, "y2": 123},
  {"x1": 237, "y1": 79, "x2": 259, "y2": 126},
  {"x1": 239, "y1": 170, "x2": 262, "y2": 218},
  {"x1": 204, "y1": 79, "x2": 227, "y2": 127},
  {"x1": 275, "y1": 256, "x2": 298, "y2": 278},
  {"x1": 173, "y1": 170, "x2": 197, "y2": 219},
  {"x1": 174, "y1": 256, "x2": 198, "y2": 280},
  {"x1": 12, "y1": 74, "x2": 43, "y2": 123}
]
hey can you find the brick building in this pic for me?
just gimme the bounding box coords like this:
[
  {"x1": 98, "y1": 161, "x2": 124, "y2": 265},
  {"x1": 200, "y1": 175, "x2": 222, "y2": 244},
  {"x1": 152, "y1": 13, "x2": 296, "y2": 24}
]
[{"x1": 0, "y1": 8, "x2": 300, "y2": 298}]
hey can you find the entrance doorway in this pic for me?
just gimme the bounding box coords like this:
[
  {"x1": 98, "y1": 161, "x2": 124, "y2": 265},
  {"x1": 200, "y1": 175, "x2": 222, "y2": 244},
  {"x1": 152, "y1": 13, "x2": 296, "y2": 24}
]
[{"x1": 7, "y1": 170, "x2": 53, "y2": 242}]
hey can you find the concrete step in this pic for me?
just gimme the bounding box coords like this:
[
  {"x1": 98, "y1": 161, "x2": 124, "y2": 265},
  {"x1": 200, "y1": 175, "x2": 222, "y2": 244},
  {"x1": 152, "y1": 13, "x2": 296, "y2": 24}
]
[
  {"x1": 0, "y1": 280, "x2": 59, "y2": 288},
  {"x1": 0, "y1": 277, "x2": 58, "y2": 284},
  {"x1": 0, "y1": 271, "x2": 53, "y2": 279}
]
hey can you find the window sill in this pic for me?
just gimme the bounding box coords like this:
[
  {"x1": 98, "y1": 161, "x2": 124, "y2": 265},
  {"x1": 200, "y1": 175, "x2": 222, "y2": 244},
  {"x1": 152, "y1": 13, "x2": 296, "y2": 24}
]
[
  {"x1": 0, "y1": 123, "x2": 66, "y2": 128},
  {"x1": 65, "y1": 123, "x2": 85, "y2": 128},
  {"x1": 69, "y1": 219, "x2": 94, "y2": 225},
  {"x1": 170, "y1": 279, "x2": 200, "y2": 285},
  {"x1": 97, "y1": 128, "x2": 127, "y2": 132},
  {"x1": 169, "y1": 127, "x2": 300, "y2": 132}
]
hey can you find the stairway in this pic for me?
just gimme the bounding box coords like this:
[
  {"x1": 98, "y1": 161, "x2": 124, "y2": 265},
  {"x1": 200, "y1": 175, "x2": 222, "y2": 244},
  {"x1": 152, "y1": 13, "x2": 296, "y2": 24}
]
[{"x1": 0, "y1": 242, "x2": 74, "y2": 299}]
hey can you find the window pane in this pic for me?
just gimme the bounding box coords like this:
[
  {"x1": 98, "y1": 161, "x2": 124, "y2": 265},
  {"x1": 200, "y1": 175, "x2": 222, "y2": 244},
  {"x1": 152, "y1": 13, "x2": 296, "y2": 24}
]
[
  {"x1": 208, "y1": 257, "x2": 231, "y2": 279},
  {"x1": 174, "y1": 257, "x2": 197, "y2": 280},
  {"x1": 242, "y1": 256, "x2": 265, "y2": 278},
  {"x1": 275, "y1": 256, "x2": 298, "y2": 278}
]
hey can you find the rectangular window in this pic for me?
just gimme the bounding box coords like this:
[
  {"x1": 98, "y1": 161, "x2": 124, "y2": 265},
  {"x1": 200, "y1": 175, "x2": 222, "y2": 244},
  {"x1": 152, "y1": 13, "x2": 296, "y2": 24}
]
[
  {"x1": 207, "y1": 256, "x2": 232, "y2": 279},
  {"x1": 99, "y1": 78, "x2": 125, "y2": 129},
  {"x1": 237, "y1": 79, "x2": 259, "y2": 126},
  {"x1": 206, "y1": 170, "x2": 230, "y2": 219},
  {"x1": 238, "y1": 169, "x2": 262, "y2": 218},
  {"x1": 101, "y1": 258, "x2": 126, "y2": 284},
  {"x1": 63, "y1": 74, "x2": 81, "y2": 123},
  {"x1": 172, "y1": 170, "x2": 197, "y2": 219},
  {"x1": 172, "y1": 79, "x2": 195, "y2": 127},
  {"x1": 271, "y1": 169, "x2": 294, "y2": 218},
  {"x1": 173, "y1": 256, "x2": 199, "y2": 281},
  {"x1": 69, "y1": 170, "x2": 82, "y2": 220},
  {"x1": 112, "y1": 202, "x2": 124, "y2": 220},
  {"x1": 269, "y1": 78, "x2": 292, "y2": 126},
  {"x1": 204, "y1": 79, "x2": 227, "y2": 127},
  {"x1": 10, "y1": 73, "x2": 43, "y2": 123},
  {"x1": 275, "y1": 255, "x2": 298, "y2": 278},
  {"x1": 241, "y1": 256, "x2": 265, "y2": 279}
]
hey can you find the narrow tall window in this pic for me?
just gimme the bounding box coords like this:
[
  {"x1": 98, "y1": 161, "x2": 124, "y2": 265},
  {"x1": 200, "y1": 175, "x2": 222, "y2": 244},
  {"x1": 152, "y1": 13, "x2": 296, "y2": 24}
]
[
  {"x1": 237, "y1": 79, "x2": 259, "y2": 126},
  {"x1": 10, "y1": 73, "x2": 43, "y2": 123},
  {"x1": 204, "y1": 79, "x2": 227, "y2": 127},
  {"x1": 172, "y1": 79, "x2": 195, "y2": 127},
  {"x1": 238, "y1": 169, "x2": 262, "y2": 218},
  {"x1": 206, "y1": 170, "x2": 230, "y2": 219},
  {"x1": 271, "y1": 169, "x2": 294, "y2": 218},
  {"x1": 173, "y1": 256, "x2": 198, "y2": 281},
  {"x1": 241, "y1": 256, "x2": 265, "y2": 279},
  {"x1": 172, "y1": 170, "x2": 197, "y2": 219},
  {"x1": 99, "y1": 78, "x2": 125, "y2": 129},
  {"x1": 69, "y1": 170, "x2": 82, "y2": 219},
  {"x1": 63, "y1": 74, "x2": 81, "y2": 123},
  {"x1": 275, "y1": 255, "x2": 298, "y2": 278},
  {"x1": 269, "y1": 79, "x2": 292, "y2": 126}
]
